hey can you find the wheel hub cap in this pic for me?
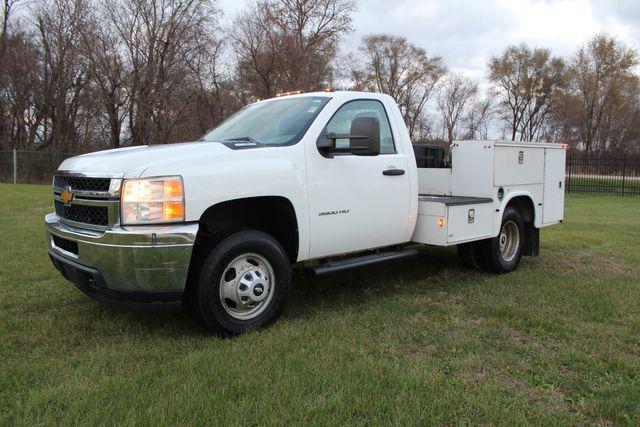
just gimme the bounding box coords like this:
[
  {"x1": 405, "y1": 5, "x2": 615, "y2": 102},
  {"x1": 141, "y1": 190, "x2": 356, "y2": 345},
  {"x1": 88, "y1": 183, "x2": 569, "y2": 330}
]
[
  {"x1": 253, "y1": 284, "x2": 264, "y2": 297},
  {"x1": 499, "y1": 220, "x2": 520, "y2": 263},
  {"x1": 219, "y1": 253, "x2": 274, "y2": 320}
]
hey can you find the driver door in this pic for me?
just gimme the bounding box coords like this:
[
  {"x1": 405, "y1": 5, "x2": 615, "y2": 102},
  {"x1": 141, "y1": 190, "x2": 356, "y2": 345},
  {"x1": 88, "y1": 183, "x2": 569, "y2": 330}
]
[{"x1": 305, "y1": 98, "x2": 412, "y2": 258}]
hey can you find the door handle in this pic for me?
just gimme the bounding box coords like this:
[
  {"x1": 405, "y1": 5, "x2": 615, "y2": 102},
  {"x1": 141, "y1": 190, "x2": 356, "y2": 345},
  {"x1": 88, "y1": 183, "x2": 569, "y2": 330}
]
[{"x1": 383, "y1": 168, "x2": 405, "y2": 176}]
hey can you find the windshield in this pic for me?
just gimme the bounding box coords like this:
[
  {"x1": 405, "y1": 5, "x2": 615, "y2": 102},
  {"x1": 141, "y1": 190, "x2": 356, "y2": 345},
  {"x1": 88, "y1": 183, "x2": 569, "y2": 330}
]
[{"x1": 201, "y1": 96, "x2": 331, "y2": 146}]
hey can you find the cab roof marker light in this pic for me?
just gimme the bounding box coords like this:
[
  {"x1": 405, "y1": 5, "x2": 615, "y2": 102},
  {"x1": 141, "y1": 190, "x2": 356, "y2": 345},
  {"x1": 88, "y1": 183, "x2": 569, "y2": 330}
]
[{"x1": 275, "y1": 90, "x2": 304, "y2": 98}]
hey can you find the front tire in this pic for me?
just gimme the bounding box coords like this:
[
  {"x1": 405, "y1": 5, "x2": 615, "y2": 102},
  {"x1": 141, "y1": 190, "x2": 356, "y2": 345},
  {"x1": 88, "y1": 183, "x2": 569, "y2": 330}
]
[
  {"x1": 193, "y1": 230, "x2": 291, "y2": 336},
  {"x1": 485, "y1": 206, "x2": 525, "y2": 273}
]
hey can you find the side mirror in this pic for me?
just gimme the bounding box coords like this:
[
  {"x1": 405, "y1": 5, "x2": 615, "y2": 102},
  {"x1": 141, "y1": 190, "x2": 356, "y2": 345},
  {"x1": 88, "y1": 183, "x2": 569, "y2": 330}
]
[
  {"x1": 349, "y1": 117, "x2": 381, "y2": 156},
  {"x1": 317, "y1": 116, "x2": 381, "y2": 158}
]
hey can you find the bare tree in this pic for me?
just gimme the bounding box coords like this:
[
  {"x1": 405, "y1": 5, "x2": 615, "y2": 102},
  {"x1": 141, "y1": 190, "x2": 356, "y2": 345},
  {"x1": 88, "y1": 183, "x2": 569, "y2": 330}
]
[
  {"x1": 0, "y1": 0, "x2": 27, "y2": 149},
  {"x1": 437, "y1": 74, "x2": 478, "y2": 144},
  {"x1": 270, "y1": 0, "x2": 355, "y2": 90},
  {"x1": 77, "y1": 8, "x2": 130, "y2": 148},
  {"x1": 0, "y1": 28, "x2": 42, "y2": 150},
  {"x1": 0, "y1": 0, "x2": 244, "y2": 154},
  {"x1": 565, "y1": 34, "x2": 639, "y2": 153},
  {"x1": 185, "y1": 36, "x2": 240, "y2": 136},
  {"x1": 1, "y1": 0, "x2": 16, "y2": 48},
  {"x1": 35, "y1": 0, "x2": 93, "y2": 151},
  {"x1": 5, "y1": 0, "x2": 640, "y2": 159},
  {"x1": 596, "y1": 79, "x2": 640, "y2": 153},
  {"x1": 233, "y1": 0, "x2": 355, "y2": 100},
  {"x1": 105, "y1": 0, "x2": 222, "y2": 145},
  {"x1": 232, "y1": 4, "x2": 282, "y2": 100},
  {"x1": 354, "y1": 34, "x2": 445, "y2": 140},
  {"x1": 489, "y1": 44, "x2": 564, "y2": 142},
  {"x1": 462, "y1": 95, "x2": 493, "y2": 140},
  {"x1": 1, "y1": 0, "x2": 22, "y2": 47}
]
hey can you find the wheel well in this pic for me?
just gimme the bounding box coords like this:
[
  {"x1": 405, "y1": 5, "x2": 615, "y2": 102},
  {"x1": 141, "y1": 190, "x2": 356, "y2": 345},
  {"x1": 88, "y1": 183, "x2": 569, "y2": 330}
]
[
  {"x1": 195, "y1": 196, "x2": 299, "y2": 263},
  {"x1": 183, "y1": 196, "x2": 298, "y2": 307},
  {"x1": 505, "y1": 195, "x2": 538, "y2": 257},
  {"x1": 506, "y1": 196, "x2": 534, "y2": 224}
]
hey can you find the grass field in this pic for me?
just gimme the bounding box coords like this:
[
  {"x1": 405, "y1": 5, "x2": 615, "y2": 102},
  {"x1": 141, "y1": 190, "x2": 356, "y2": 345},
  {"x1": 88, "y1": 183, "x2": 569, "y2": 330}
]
[{"x1": 1, "y1": 184, "x2": 639, "y2": 425}]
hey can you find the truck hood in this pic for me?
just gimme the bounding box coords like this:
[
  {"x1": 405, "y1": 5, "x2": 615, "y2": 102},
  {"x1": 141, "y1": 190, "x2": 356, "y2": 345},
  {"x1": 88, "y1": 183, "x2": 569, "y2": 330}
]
[{"x1": 58, "y1": 142, "x2": 231, "y2": 177}]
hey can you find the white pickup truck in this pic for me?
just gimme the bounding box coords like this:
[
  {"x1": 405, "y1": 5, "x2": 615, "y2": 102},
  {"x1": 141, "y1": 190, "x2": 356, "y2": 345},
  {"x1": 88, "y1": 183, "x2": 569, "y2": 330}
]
[{"x1": 45, "y1": 91, "x2": 565, "y2": 335}]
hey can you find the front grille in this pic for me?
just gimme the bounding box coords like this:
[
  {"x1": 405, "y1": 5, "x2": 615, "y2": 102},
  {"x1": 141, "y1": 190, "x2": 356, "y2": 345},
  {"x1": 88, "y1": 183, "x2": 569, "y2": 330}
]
[
  {"x1": 55, "y1": 201, "x2": 109, "y2": 226},
  {"x1": 54, "y1": 175, "x2": 111, "y2": 193}
]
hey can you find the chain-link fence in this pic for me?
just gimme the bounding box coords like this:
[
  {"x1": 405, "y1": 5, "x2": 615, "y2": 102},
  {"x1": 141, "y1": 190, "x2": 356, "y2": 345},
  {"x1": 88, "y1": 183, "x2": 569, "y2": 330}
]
[{"x1": 0, "y1": 150, "x2": 78, "y2": 185}]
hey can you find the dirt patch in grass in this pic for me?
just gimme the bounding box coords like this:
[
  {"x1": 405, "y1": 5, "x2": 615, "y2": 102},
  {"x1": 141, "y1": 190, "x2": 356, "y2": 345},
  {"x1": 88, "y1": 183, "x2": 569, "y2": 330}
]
[{"x1": 538, "y1": 250, "x2": 630, "y2": 276}]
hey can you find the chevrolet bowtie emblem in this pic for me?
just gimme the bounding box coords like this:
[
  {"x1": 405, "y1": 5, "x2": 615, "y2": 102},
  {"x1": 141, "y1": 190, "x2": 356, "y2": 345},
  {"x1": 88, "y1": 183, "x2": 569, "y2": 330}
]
[{"x1": 60, "y1": 187, "x2": 74, "y2": 205}]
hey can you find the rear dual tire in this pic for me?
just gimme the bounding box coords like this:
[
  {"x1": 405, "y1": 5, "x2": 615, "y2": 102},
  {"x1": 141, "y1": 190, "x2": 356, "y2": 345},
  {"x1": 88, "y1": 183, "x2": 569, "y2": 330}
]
[{"x1": 457, "y1": 206, "x2": 525, "y2": 274}]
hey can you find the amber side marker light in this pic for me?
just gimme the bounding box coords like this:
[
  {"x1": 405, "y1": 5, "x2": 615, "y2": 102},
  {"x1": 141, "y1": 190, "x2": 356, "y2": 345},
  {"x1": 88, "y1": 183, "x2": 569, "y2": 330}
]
[
  {"x1": 163, "y1": 201, "x2": 185, "y2": 221},
  {"x1": 438, "y1": 218, "x2": 445, "y2": 228}
]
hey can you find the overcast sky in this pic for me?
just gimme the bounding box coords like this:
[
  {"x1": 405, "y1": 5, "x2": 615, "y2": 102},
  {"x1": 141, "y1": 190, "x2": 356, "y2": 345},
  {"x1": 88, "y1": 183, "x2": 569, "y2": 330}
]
[{"x1": 218, "y1": 0, "x2": 640, "y2": 82}]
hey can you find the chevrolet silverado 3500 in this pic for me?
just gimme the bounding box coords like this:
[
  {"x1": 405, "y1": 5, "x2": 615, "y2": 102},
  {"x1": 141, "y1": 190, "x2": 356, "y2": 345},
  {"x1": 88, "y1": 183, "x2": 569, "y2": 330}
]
[{"x1": 45, "y1": 91, "x2": 565, "y2": 335}]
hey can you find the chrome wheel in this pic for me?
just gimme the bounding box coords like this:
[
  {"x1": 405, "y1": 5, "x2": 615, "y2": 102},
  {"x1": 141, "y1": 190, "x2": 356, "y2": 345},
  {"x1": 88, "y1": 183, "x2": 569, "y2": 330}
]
[
  {"x1": 499, "y1": 220, "x2": 520, "y2": 263},
  {"x1": 219, "y1": 253, "x2": 274, "y2": 320}
]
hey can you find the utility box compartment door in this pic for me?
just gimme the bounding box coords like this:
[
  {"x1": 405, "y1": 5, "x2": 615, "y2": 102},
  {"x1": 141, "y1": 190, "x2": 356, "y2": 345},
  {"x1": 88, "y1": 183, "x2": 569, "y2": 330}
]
[
  {"x1": 412, "y1": 197, "x2": 494, "y2": 246},
  {"x1": 543, "y1": 148, "x2": 566, "y2": 224},
  {"x1": 446, "y1": 203, "x2": 493, "y2": 244},
  {"x1": 494, "y1": 146, "x2": 544, "y2": 186}
]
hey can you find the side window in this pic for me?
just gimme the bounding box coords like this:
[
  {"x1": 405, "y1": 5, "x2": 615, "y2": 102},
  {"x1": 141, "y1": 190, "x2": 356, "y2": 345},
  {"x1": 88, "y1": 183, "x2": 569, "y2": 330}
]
[{"x1": 324, "y1": 100, "x2": 396, "y2": 154}]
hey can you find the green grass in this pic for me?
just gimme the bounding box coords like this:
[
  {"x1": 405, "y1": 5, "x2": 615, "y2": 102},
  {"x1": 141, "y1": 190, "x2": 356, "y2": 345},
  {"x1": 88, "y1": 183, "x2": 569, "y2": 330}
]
[{"x1": 1, "y1": 184, "x2": 639, "y2": 425}]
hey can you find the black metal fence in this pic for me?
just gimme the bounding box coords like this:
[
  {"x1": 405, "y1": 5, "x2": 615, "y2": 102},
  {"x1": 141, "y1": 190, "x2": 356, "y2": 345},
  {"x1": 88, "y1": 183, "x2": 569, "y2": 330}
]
[
  {"x1": 1, "y1": 149, "x2": 640, "y2": 197},
  {"x1": 566, "y1": 152, "x2": 640, "y2": 197}
]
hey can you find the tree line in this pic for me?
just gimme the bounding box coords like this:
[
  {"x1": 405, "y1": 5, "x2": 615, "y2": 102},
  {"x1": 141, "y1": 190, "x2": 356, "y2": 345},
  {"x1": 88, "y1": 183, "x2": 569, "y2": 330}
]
[{"x1": 1, "y1": 0, "x2": 639, "y2": 155}]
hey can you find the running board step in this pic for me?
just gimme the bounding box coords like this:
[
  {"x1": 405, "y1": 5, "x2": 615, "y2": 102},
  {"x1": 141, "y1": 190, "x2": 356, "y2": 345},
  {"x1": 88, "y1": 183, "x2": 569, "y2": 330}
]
[{"x1": 310, "y1": 248, "x2": 418, "y2": 276}]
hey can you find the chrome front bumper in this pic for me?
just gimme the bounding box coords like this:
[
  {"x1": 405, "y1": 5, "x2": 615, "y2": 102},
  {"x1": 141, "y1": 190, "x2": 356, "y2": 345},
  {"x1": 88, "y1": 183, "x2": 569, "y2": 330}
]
[{"x1": 45, "y1": 213, "x2": 198, "y2": 308}]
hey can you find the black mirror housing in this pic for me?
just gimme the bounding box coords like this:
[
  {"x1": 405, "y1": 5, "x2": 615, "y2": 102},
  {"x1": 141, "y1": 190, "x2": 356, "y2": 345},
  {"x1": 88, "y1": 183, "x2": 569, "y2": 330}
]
[
  {"x1": 316, "y1": 116, "x2": 381, "y2": 157},
  {"x1": 349, "y1": 116, "x2": 380, "y2": 156}
]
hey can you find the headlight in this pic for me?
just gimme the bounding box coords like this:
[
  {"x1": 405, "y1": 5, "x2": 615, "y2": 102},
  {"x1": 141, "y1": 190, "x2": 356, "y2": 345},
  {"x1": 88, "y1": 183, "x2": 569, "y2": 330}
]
[{"x1": 121, "y1": 176, "x2": 185, "y2": 225}]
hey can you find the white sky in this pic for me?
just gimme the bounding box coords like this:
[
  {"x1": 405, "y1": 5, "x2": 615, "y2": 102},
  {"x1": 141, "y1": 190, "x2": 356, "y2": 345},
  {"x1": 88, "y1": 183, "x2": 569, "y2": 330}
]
[{"x1": 218, "y1": 0, "x2": 640, "y2": 82}]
